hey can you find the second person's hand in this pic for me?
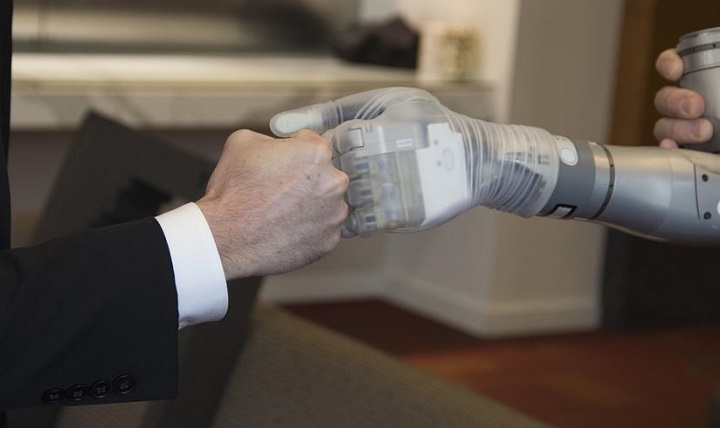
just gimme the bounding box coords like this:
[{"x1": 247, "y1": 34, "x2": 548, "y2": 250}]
[{"x1": 654, "y1": 48, "x2": 713, "y2": 148}]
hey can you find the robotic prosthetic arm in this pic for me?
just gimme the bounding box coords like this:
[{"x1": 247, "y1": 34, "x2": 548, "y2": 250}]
[
  {"x1": 271, "y1": 88, "x2": 720, "y2": 244},
  {"x1": 270, "y1": 28, "x2": 720, "y2": 245},
  {"x1": 535, "y1": 138, "x2": 720, "y2": 244}
]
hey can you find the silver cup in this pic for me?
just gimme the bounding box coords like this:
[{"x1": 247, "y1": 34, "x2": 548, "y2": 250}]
[{"x1": 677, "y1": 27, "x2": 720, "y2": 153}]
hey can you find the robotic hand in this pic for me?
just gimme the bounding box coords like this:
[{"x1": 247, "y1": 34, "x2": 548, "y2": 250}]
[
  {"x1": 270, "y1": 29, "x2": 720, "y2": 245},
  {"x1": 271, "y1": 87, "x2": 561, "y2": 236}
]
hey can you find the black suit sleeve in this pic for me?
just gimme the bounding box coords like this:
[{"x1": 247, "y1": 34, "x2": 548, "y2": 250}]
[
  {"x1": 0, "y1": 219, "x2": 179, "y2": 411},
  {"x1": 0, "y1": 0, "x2": 178, "y2": 412}
]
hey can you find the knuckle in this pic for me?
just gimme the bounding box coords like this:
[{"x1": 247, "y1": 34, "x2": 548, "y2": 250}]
[
  {"x1": 294, "y1": 129, "x2": 326, "y2": 146},
  {"x1": 227, "y1": 129, "x2": 263, "y2": 148},
  {"x1": 335, "y1": 169, "x2": 350, "y2": 190},
  {"x1": 340, "y1": 201, "x2": 350, "y2": 218},
  {"x1": 301, "y1": 138, "x2": 332, "y2": 162},
  {"x1": 229, "y1": 129, "x2": 254, "y2": 141},
  {"x1": 293, "y1": 129, "x2": 318, "y2": 138},
  {"x1": 316, "y1": 141, "x2": 333, "y2": 160}
]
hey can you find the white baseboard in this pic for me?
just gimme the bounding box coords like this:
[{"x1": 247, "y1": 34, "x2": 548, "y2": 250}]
[
  {"x1": 260, "y1": 269, "x2": 599, "y2": 337},
  {"x1": 385, "y1": 273, "x2": 600, "y2": 337}
]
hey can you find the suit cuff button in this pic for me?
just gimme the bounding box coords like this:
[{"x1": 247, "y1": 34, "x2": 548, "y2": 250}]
[
  {"x1": 41, "y1": 388, "x2": 65, "y2": 404},
  {"x1": 90, "y1": 380, "x2": 111, "y2": 398},
  {"x1": 67, "y1": 384, "x2": 89, "y2": 402},
  {"x1": 112, "y1": 374, "x2": 135, "y2": 394}
]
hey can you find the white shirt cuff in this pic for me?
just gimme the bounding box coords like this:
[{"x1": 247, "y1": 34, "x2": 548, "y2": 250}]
[{"x1": 155, "y1": 202, "x2": 228, "y2": 329}]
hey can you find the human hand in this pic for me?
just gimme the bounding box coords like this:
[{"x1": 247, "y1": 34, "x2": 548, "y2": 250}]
[
  {"x1": 654, "y1": 49, "x2": 713, "y2": 148},
  {"x1": 196, "y1": 129, "x2": 348, "y2": 279},
  {"x1": 270, "y1": 88, "x2": 557, "y2": 236}
]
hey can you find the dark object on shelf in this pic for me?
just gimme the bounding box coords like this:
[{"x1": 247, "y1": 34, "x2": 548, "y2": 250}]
[{"x1": 334, "y1": 17, "x2": 419, "y2": 69}]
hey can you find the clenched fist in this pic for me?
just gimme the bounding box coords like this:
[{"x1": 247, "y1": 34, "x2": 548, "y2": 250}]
[{"x1": 197, "y1": 129, "x2": 349, "y2": 279}]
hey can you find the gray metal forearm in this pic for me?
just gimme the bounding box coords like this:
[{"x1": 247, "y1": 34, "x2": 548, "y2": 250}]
[
  {"x1": 598, "y1": 146, "x2": 720, "y2": 243},
  {"x1": 538, "y1": 140, "x2": 720, "y2": 245}
]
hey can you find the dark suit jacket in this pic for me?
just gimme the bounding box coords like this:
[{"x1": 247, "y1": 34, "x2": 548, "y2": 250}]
[{"x1": 0, "y1": 0, "x2": 178, "y2": 411}]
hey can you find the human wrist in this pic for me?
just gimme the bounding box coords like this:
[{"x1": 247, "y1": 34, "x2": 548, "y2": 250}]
[{"x1": 195, "y1": 198, "x2": 237, "y2": 280}]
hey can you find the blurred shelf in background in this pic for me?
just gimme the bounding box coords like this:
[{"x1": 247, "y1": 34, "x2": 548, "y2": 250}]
[{"x1": 11, "y1": 54, "x2": 495, "y2": 131}]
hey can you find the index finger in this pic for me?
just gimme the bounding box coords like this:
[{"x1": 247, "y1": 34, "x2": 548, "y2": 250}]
[
  {"x1": 269, "y1": 87, "x2": 436, "y2": 137},
  {"x1": 656, "y1": 49, "x2": 684, "y2": 81}
]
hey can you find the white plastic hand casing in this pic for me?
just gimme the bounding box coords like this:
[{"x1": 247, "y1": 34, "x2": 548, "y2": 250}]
[
  {"x1": 270, "y1": 87, "x2": 559, "y2": 237},
  {"x1": 337, "y1": 120, "x2": 470, "y2": 236}
]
